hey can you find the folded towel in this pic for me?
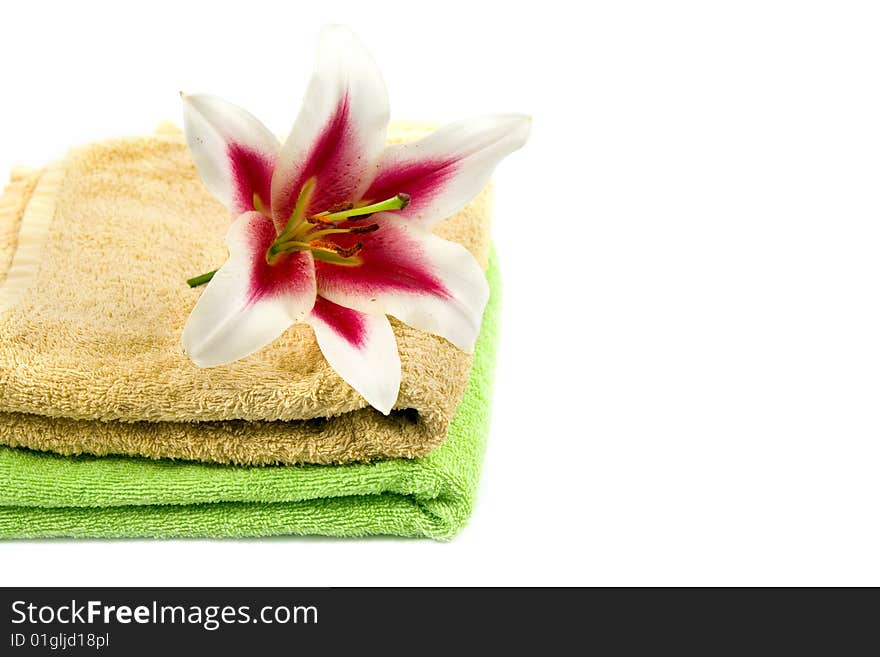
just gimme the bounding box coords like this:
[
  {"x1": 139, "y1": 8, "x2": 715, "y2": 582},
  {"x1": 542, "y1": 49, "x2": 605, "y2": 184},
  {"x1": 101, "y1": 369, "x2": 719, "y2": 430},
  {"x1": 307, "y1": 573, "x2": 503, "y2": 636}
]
[
  {"x1": 0, "y1": 251, "x2": 499, "y2": 540},
  {"x1": 0, "y1": 124, "x2": 492, "y2": 465}
]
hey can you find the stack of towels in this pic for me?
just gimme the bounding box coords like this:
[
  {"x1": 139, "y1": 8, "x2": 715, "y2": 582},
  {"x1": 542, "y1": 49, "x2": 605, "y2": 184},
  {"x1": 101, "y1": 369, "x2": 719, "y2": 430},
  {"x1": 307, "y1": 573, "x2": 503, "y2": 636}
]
[{"x1": 0, "y1": 123, "x2": 500, "y2": 540}]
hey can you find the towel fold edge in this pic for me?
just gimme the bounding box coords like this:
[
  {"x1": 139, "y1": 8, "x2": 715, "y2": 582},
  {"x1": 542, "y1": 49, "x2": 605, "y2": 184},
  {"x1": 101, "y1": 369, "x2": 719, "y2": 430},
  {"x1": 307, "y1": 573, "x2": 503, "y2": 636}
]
[{"x1": 0, "y1": 160, "x2": 65, "y2": 313}]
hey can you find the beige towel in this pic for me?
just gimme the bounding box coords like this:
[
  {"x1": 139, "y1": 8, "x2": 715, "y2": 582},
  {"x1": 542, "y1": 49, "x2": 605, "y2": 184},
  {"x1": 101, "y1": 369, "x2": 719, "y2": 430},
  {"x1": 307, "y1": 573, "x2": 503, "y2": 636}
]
[{"x1": 0, "y1": 123, "x2": 492, "y2": 465}]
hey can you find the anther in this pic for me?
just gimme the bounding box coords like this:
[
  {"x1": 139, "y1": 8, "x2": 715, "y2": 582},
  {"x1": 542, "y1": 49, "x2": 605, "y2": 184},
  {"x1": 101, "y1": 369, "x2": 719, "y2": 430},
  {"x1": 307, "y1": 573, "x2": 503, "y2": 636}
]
[
  {"x1": 348, "y1": 223, "x2": 380, "y2": 234},
  {"x1": 310, "y1": 240, "x2": 364, "y2": 258},
  {"x1": 326, "y1": 201, "x2": 355, "y2": 213},
  {"x1": 305, "y1": 216, "x2": 336, "y2": 227},
  {"x1": 338, "y1": 241, "x2": 364, "y2": 258}
]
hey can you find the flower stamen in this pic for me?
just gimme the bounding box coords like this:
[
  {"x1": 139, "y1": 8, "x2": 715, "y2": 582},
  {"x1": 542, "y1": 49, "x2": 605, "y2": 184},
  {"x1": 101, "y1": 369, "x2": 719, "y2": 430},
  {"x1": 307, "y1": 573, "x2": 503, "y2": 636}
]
[
  {"x1": 310, "y1": 240, "x2": 363, "y2": 258},
  {"x1": 305, "y1": 216, "x2": 337, "y2": 227},
  {"x1": 309, "y1": 242, "x2": 363, "y2": 267},
  {"x1": 305, "y1": 223, "x2": 379, "y2": 242},
  {"x1": 325, "y1": 201, "x2": 355, "y2": 213}
]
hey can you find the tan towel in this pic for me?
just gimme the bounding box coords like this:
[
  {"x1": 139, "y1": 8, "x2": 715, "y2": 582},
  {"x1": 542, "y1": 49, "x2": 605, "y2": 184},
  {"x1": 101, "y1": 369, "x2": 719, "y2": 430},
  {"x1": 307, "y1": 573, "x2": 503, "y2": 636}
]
[{"x1": 0, "y1": 123, "x2": 492, "y2": 465}]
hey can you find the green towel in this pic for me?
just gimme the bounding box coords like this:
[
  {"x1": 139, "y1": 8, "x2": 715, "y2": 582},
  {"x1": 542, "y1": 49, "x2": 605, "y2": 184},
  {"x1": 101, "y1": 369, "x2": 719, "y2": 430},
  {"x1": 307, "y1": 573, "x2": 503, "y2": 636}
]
[{"x1": 0, "y1": 254, "x2": 500, "y2": 541}]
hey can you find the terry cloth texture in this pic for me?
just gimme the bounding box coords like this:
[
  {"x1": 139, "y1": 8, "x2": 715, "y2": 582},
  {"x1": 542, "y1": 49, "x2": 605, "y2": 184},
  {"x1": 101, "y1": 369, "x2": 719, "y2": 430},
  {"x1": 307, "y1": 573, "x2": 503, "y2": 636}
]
[
  {"x1": 0, "y1": 252, "x2": 500, "y2": 541},
  {"x1": 0, "y1": 123, "x2": 493, "y2": 465}
]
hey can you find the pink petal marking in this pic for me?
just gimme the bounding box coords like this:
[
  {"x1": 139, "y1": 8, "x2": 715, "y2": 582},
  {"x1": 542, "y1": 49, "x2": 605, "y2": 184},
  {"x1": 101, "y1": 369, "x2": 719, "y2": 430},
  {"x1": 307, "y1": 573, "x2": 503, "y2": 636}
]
[
  {"x1": 310, "y1": 296, "x2": 367, "y2": 348},
  {"x1": 228, "y1": 143, "x2": 276, "y2": 214},
  {"x1": 244, "y1": 217, "x2": 314, "y2": 303},
  {"x1": 362, "y1": 157, "x2": 457, "y2": 218},
  {"x1": 361, "y1": 115, "x2": 530, "y2": 226},
  {"x1": 314, "y1": 215, "x2": 450, "y2": 299},
  {"x1": 272, "y1": 94, "x2": 373, "y2": 229}
]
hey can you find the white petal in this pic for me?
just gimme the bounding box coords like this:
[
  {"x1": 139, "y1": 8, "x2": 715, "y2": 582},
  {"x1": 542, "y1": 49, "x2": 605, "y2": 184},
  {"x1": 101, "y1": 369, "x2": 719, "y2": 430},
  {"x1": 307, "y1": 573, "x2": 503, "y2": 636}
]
[
  {"x1": 309, "y1": 297, "x2": 400, "y2": 414},
  {"x1": 315, "y1": 216, "x2": 489, "y2": 353},
  {"x1": 182, "y1": 93, "x2": 280, "y2": 215},
  {"x1": 363, "y1": 114, "x2": 531, "y2": 225},
  {"x1": 182, "y1": 212, "x2": 316, "y2": 367},
  {"x1": 271, "y1": 25, "x2": 390, "y2": 228}
]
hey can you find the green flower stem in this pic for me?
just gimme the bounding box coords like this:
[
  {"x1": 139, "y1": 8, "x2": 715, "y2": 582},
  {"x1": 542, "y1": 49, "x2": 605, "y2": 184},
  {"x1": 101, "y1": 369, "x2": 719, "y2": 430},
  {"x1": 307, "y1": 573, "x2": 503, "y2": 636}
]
[{"x1": 187, "y1": 270, "x2": 217, "y2": 288}]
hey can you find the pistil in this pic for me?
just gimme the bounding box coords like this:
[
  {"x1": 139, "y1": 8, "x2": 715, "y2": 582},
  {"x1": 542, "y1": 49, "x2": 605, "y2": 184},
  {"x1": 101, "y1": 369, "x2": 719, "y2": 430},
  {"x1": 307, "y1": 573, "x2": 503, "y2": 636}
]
[{"x1": 311, "y1": 193, "x2": 410, "y2": 222}]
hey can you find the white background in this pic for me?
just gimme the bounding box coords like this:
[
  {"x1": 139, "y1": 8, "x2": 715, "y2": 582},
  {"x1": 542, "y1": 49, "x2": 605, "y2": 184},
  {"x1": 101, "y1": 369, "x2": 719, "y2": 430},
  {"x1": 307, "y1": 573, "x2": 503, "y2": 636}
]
[{"x1": 2, "y1": 0, "x2": 880, "y2": 586}]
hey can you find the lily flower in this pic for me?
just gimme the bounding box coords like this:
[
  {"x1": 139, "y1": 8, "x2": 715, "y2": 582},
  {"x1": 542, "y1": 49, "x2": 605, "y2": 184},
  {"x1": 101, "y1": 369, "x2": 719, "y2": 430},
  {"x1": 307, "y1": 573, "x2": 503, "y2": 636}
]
[{"x1": 181, "y1": 25, "x2": 529, "y2": 414}]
